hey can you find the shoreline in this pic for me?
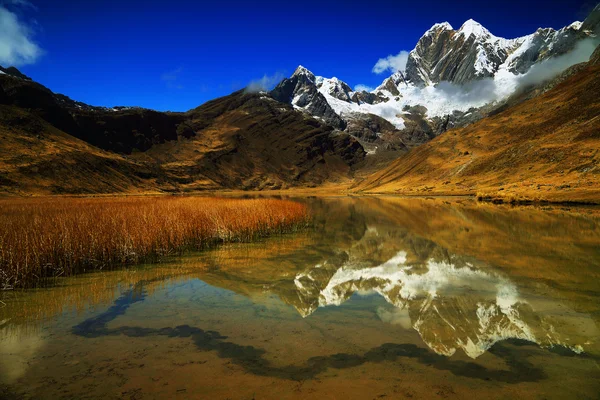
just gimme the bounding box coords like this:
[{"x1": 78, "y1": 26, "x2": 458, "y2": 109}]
[{"x1": 2, "y1": 189, "x2": 599, "y2": 206}]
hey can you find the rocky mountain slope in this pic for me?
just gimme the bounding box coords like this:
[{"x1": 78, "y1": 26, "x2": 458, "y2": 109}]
[
  {"x1": 0, "y1": 69, "x2": 364, "y2": 195},
  {"x1": 404, "y1": 18, "x2": 594, "y2": 85},
  {"x1": 352, "y1": 44, "x2": 600, "y2": 203},
  {"x1": 272, "y1": 5, "x2": 600, "y2": 160}
]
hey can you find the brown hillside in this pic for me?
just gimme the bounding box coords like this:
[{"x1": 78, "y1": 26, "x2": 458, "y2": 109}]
[
  {"x1": 0, "y1": 72, "x2": 187, "y2": 153},
  {"x1": 133, "y1": 91, "x2": 365, "y2": 191},
  {"x1": 0, "y1": 105, "x2": 160, "y2": 195},
  {"x1": 0, "y1": 80, "x2": 364, "y2": 194},
  {"x1": 354, "y1": 58, "x2": 600, "y2": 203}
]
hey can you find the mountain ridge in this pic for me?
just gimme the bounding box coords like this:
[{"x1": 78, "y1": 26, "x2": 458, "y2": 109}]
[
  {"x1": 272, "y1": 5, "x2": 600, "y2": 161},
  {"x1": 352, "y1": 44, "x2": 600, "y2": 203},
  {"x1": 0, "y1": 5, "x2": 599, "y2": 199},
  {"x1": 0, "y1": 70, "x2": 365, "y2": 195}
]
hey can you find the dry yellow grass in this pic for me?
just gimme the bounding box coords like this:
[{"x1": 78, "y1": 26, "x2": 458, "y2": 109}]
[{"x1": 0, "y1": 196, "x2": 308, "y2": 288}]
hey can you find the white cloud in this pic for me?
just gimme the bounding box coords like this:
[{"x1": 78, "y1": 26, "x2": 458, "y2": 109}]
[
  {"x1": 246, "y1": 72, "x2": 285, "y2": 93},
  {"x1": 161, "y1": 67, "x2": 184, "y2": 89},
  {"x1": 515, "y1": 37, "x2": 599, "y2": 88},
  {"x1": 354, "y1": 84, "x2": 374, "y2": 92},
  {"x1": 372, "y1": 50, "x2": 410, "y2": 74},
  {"x1": 0, "y1": 4, "x2": 42, "y2": 66}
]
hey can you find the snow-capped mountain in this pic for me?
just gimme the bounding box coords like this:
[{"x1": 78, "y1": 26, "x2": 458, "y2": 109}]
[
  {"x1": 270, "y1": 5, "x2": 600, "y2": 154},
  {"x1": 403, "y1": 17, "x2": 594, "y2": 85},
  {"x1": 270, "y1": 66, "x2": 347, "y2": 129}
]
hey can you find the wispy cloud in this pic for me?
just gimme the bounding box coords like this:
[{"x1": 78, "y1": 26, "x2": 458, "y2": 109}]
[
  {"x1": 161, "y1": 67, "x2": 184, "y2": 89},
  {"x1": 372, "y1": 50, "x2": 410, "y2": 74},
  {"x1": 245, "y1": 72, "x2": 285, "y2": 93},
  {"x1": 355, "y1": 84, "x2": 374, "y2": 92},
  {"x1": 514, "y1": 37, "x2": 599, "y2": 88},
  {"x1": 0, "y1": 1, "x2": 42, "y2": 66}
]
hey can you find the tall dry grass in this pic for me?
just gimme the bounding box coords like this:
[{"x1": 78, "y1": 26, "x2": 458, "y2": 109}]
[{"x1": 0, "y1": 196, "x2": 308, "y2": 289}]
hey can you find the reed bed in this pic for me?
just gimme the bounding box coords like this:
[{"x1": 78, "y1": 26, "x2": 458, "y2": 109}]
[
  {"x1": 0, "y1": 233, "x2": 313, "y2": 333},
  {"x1": 0, "y1": 196, "x2": 309, "y2": 289}
]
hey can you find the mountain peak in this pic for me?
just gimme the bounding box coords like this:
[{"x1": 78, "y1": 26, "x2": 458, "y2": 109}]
[
  {"x1": 424, "y1": 22, "x2": 453, "y2": 36},
  {"x1": 292, "y1": 65, "x2": 315, "y2": 81},
  {"x1": 0, "y1": 65, "x2": 32, "y2": 80},
  {"x1": 567, "y1": 21, "x2": 583, "y2": 30},
  {"x1": 457, "y1": 19, "x2": 491, "y2": 39}
]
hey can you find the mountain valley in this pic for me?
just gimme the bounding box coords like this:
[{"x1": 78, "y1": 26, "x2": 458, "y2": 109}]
[{"x1": 1, "y1": 5, "x2": 599, "y2": 201}]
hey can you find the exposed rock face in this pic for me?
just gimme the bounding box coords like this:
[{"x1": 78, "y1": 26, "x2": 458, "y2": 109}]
[
  {"x1": 405, "y1": 9, "x2": 600, "y2": 86},
  {"x1": 270, "y1": 66, "x2": 346, "y2": 129},
  {"x1": 317, "y1": 76, "x2": 353, "y2": 102},
  {"x1": 404, "y1": 21, "x2": 513, "y2": 85},
  {"x1": 345, "y1": 113, "x2": 397, "y2": 143},
  {"x1": 350, "y1": 90, "x2": 381, "y2": 105},
  {"x1": 376, "y1": 75, "x2": 402, "y2": 96},
  {"x1": 505, "y1": 25, "x2": 595, "y2": 74},
  {"x1": 345, "y1": 113, "x2": 409, "y2": 153}
]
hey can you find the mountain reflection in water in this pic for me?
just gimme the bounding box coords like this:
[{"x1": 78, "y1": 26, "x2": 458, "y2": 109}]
[
  {"x1": 196, "y1": 197, "x2": 600, "y2": 359},
  {"x1": 294, "y1": 249, "x2": 587, "y2": 358},
  {"x1": 1, "y1": 196, "x2": 599, "y2": 399}
]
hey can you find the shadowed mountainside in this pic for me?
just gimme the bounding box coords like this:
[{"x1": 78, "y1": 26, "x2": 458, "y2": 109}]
[
  {"x1": 0, "y1": 104, "x2": 160, "y2": 194},
  {"x1": 0, "y1": 71, "x2": 364, "y2": 195},
  {"x1": 135, "y1": 91, "x2": 364, "y2": 191}
]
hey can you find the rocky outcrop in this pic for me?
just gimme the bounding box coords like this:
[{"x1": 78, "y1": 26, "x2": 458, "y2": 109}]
[
  {"x1": 350, "y1": 90, "x2": 381, "y2": 105},
  {"x1": 505, "y1": 24, "x2": 597, "y2": 74},
  {"x1": 270, "y1": 66, "x2": 346, "y2": 129},
  {"x1": 403, "y1": 21, "x2": 513, "y2": 85}
]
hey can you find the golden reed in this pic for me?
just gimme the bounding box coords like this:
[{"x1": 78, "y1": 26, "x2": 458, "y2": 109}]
[{"x1": 0, "y1": 197, "x2": 308, "y2": 289}]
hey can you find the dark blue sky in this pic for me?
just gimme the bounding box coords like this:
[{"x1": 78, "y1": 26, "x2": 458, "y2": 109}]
[{"x1": 3, "y1": 0, "x2": 596, "y2": 111}]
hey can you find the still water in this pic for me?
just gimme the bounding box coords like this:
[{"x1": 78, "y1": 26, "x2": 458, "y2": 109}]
[{"x1": 1, "y1": 197, "x2": 599, "y2": 399}]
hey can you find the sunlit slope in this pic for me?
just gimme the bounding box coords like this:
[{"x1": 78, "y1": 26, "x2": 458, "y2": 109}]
[{"x1": 354, "y1": 52, "x2": 600, "y2": 203}]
